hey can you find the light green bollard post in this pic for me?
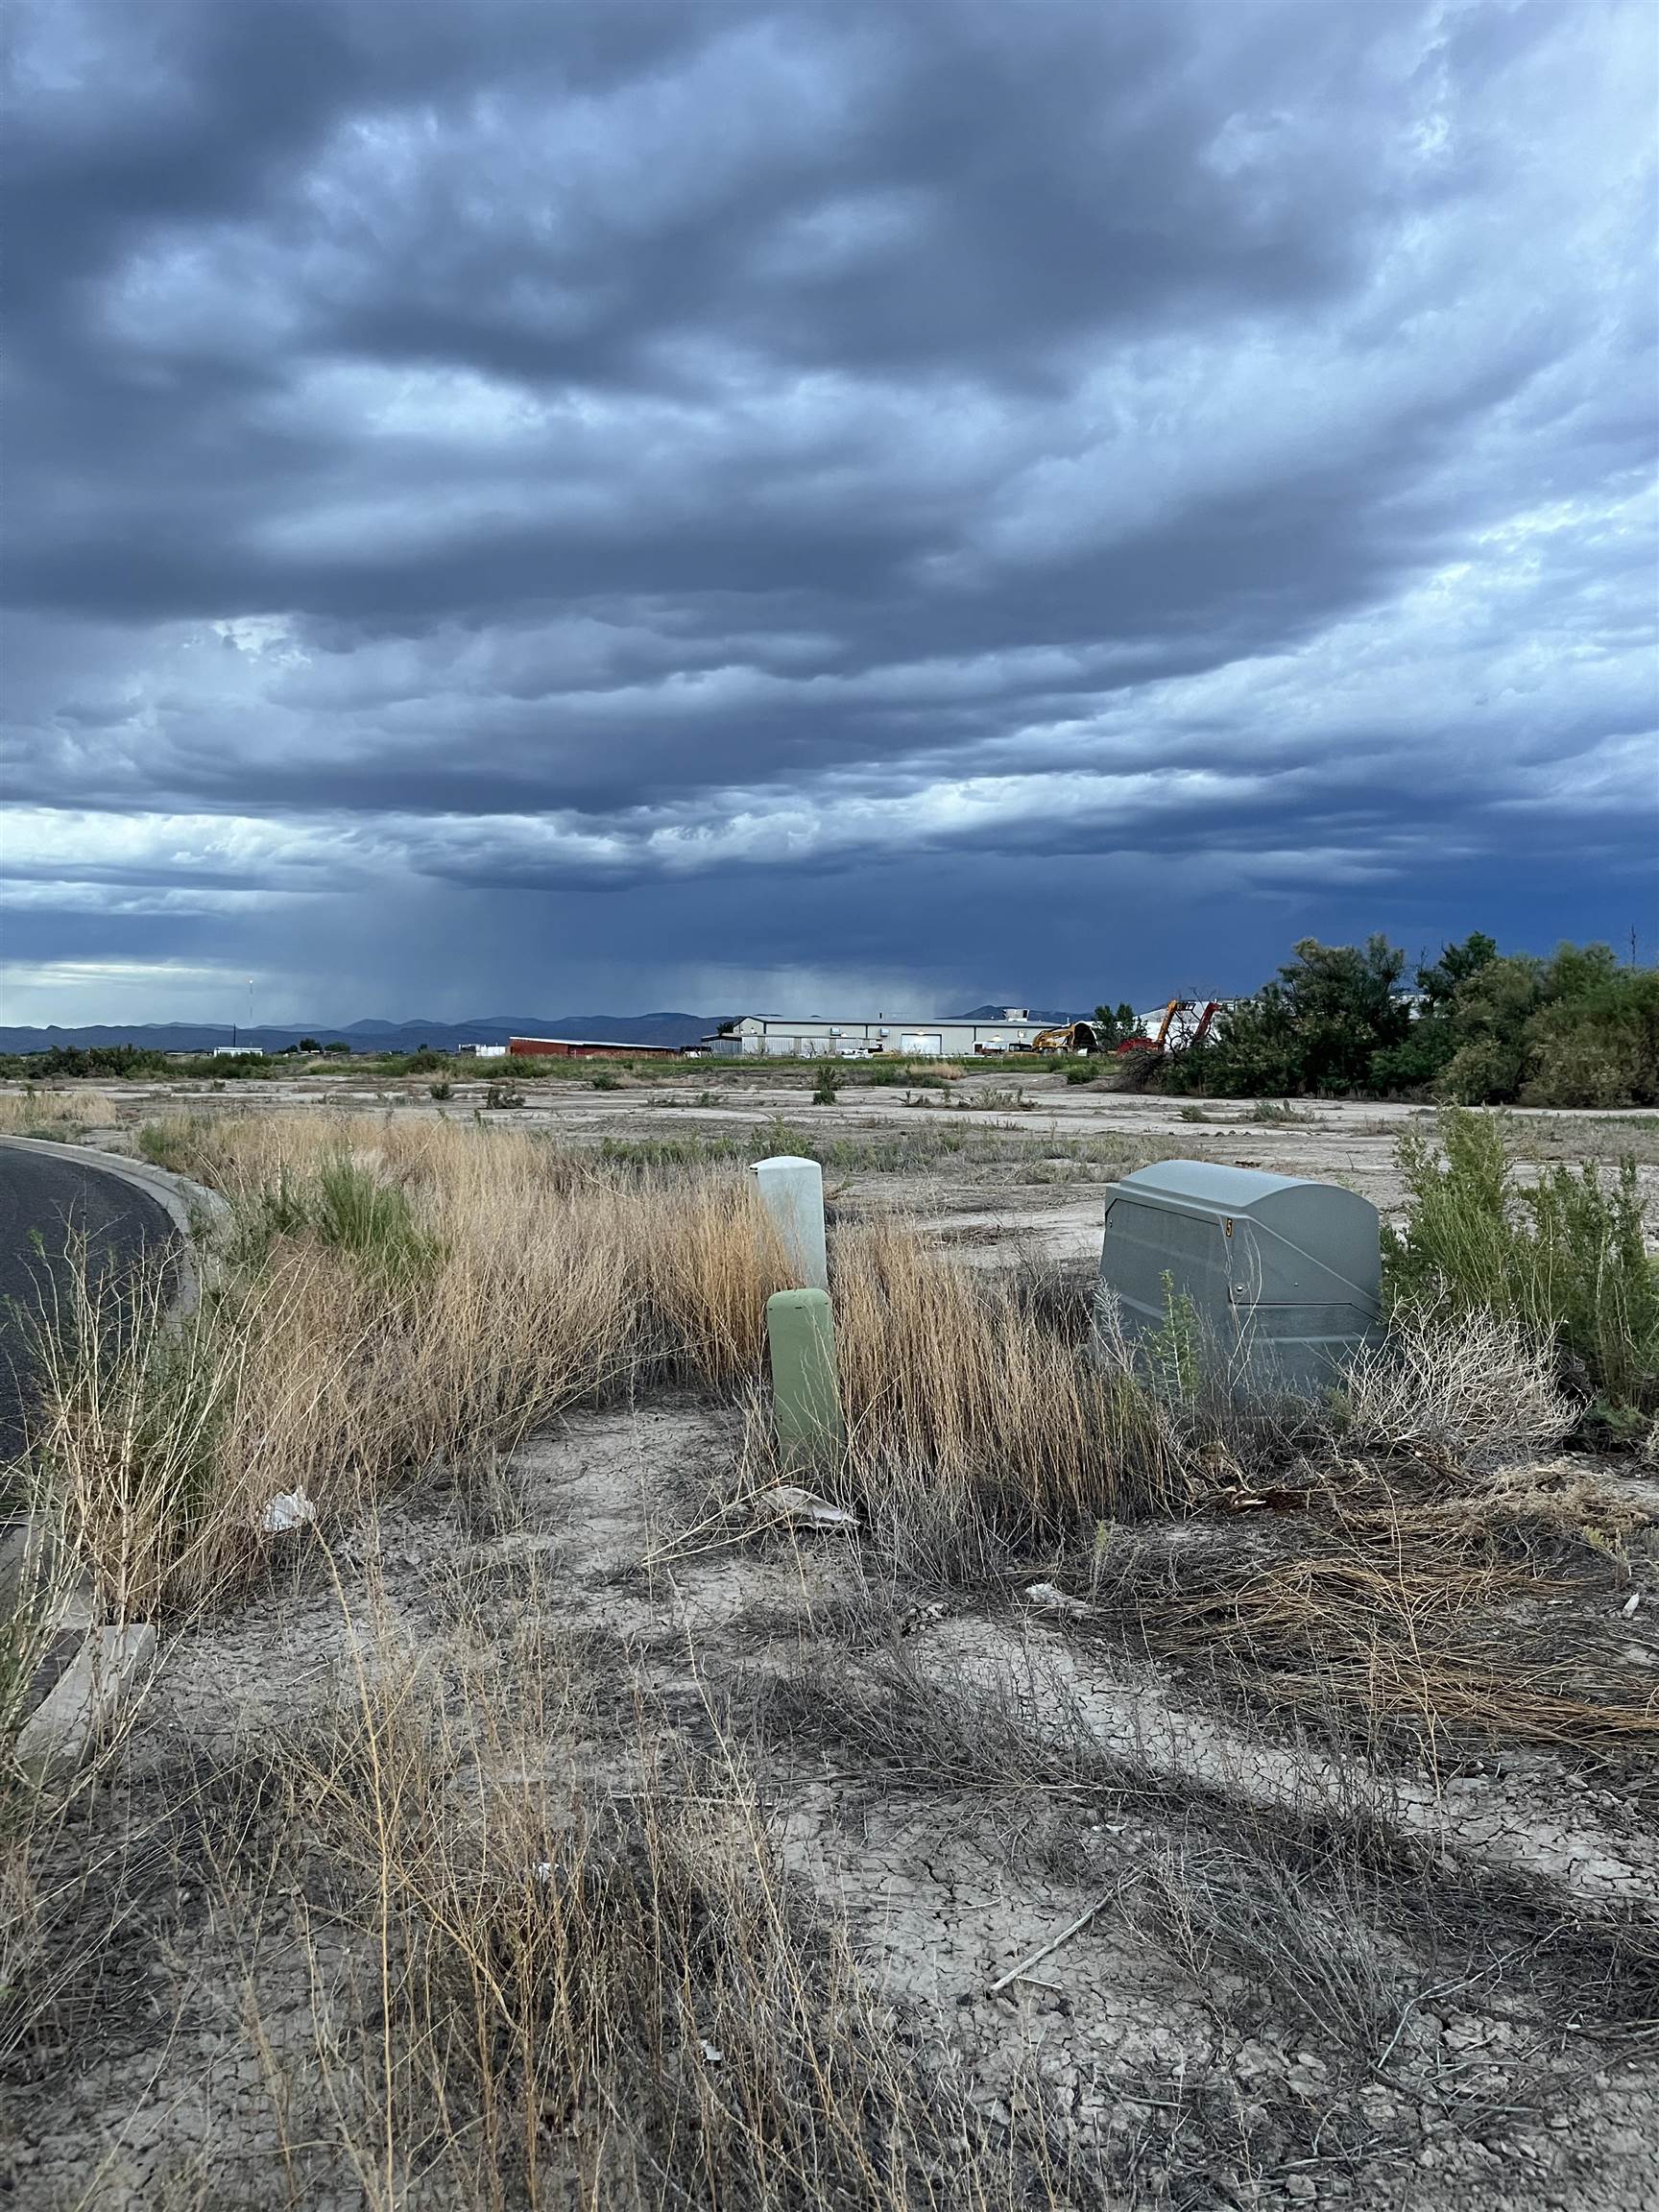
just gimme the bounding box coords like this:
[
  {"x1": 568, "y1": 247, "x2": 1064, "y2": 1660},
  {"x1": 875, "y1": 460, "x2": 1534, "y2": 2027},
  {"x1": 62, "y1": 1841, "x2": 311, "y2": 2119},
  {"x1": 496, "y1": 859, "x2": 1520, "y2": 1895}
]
[
  {"x1": 766, "y1": 1286, "x2": 845, "y2": 1470},
  {"x1": 752, "y1": 1155, "x2": 829, "y2": 1291}
]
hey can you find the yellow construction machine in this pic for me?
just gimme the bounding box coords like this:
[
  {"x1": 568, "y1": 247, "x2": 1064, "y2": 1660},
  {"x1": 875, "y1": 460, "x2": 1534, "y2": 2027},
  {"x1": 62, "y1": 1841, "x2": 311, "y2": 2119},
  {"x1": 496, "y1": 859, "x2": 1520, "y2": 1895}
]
[{"x1": 1029, "y1": 1020, "x2": 1099, "y2": 1053}]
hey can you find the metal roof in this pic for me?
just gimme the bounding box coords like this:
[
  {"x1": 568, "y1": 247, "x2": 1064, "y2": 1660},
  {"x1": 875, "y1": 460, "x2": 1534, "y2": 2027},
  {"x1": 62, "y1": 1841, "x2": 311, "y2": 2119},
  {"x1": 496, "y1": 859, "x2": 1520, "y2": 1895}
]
[{"x1": 712, "y1": 1013, "x2": 1050, "y2": 1027}]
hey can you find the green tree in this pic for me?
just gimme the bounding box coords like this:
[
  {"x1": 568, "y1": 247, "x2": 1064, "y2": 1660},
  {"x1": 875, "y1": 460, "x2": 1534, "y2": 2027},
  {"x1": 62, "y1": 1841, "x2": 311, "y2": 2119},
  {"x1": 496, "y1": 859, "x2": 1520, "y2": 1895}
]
[
  {"x1": 1090, "y1": 1001, "x2": 1142, "y2": 1049},
  {"x1": 1429, "y1": 942, "x2": 1648, "y2": 1108},
  {"x1": 1369, "y1": 931, "x2": 1500, "y2": 1094},
  {"x1": 1172, "y1": 937, "x2": 1410, "y2": 1096},
  {"x1": 1523, "y1": 958, "x2": 1659, "y2": 1108},
  {"x1": 1434, "y1": 953, "x2": 1546, "y2": 1102}
]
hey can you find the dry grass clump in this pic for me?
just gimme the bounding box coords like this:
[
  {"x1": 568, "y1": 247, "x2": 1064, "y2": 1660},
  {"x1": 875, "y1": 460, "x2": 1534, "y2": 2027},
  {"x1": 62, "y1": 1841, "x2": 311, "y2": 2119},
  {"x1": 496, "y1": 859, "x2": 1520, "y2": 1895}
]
[
  {"x1": 1338, "y1": 1298, "x2": 1578, "y2": 1468},
  {"x1": 1146, "y1": 1549, "x2": 1658, "y2": 1751},
  {"x1": 219, "y1": 1592, "x2": 1084, "y2": 2210},
  {"x1": 829, "y1": 1220, "x2": 1151, "y2": 1568},
  {"x1": 1096, "y1": 1464, "x2": 1659, "y2": 1756},
  {"x1": 0, "y1": 1089, "x2": 86, "y2": 1138},
  {"x1": 24, "y1": 1258, "x2": 262, "y2": 1620},
  {"x1": 22, "y1": 1116, "x2": 792, "y2": 1619}
]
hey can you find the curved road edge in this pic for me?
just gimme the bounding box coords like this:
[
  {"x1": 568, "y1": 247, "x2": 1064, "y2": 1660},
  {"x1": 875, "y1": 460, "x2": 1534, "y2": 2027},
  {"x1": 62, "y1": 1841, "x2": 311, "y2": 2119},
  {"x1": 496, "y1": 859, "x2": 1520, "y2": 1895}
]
[{"x1": 0, "y1": 1134, "x2": 229, "y2": 1319}]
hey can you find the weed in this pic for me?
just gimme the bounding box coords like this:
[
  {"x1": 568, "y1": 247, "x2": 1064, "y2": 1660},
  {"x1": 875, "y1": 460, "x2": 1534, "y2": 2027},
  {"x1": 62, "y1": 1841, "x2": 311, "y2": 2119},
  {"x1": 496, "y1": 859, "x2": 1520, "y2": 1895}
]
[
  {"x1": 312, "y1": 1155, "x2": 439, "y2": 1286},
  {"x1": 1384, "y1": 1108, "x2": 1659, "y2": 1408},
  {"x1": 1139, "y1": 1274, "x2": 1203, "y2": 1404},
  {"x1": 1337, "y1": 1298, "x2": 1576, "y2": 1466},
  {"x1": 812, "y1": 1065, "x2": 839, "y2": 1106},
  {"x1": 960, "y1": 1084, "x2": 1036, "y2": 1113},
  {"x1": 0, "y1": 1090, "x2": 88, "y2": 1141}
]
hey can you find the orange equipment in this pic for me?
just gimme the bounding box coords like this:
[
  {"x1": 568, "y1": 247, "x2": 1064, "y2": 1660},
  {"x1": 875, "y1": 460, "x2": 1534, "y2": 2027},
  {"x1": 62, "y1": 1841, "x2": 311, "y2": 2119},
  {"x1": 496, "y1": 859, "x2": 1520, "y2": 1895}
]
[{"x1": 1116, "y1": 1000, "x2": 1220, "y2": 1056}]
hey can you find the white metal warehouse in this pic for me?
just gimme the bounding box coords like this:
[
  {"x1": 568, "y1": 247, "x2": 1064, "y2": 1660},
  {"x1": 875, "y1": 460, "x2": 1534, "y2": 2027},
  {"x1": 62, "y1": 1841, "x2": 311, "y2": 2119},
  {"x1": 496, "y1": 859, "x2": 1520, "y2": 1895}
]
[{"x1": 703, "y1": 1010, "x2": 1053, "y2": 1057}]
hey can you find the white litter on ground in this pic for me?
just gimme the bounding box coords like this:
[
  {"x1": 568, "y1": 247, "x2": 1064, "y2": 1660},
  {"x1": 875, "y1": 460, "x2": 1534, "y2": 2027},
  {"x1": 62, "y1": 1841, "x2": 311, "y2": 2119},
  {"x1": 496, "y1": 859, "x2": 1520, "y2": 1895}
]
[{"x1": 259, "y1": 1489, "x2": 317, "y2": 1535}]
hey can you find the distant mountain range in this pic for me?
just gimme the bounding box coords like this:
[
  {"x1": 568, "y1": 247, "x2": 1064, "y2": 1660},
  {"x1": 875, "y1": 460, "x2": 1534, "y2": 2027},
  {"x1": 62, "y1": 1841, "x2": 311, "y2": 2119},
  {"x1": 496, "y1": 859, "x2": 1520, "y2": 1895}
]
[
  {"x1": 0, "y1": 1014, "x2": 715, "y2": 1055},
  {"x1": 0, "y1": 1004, "x2": 1076, "y2": 1055}
]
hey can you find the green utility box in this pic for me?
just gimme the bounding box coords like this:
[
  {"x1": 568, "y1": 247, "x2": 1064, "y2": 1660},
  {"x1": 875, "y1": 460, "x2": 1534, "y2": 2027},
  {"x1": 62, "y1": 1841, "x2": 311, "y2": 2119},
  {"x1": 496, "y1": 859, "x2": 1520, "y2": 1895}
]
[
  {"x1": 765, "y1": 1287, "x2": 845, "y2": 1467},
  {"x1": 1095, "y1": 1160, "x2": 1382, "y2": 1393}
]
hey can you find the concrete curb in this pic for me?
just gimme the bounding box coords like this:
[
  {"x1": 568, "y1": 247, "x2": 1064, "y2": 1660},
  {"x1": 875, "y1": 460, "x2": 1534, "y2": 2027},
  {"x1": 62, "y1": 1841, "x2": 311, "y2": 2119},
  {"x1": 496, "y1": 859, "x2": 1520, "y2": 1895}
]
[
  {"x1": 0, "y1": 1137, "x2": 223, "y2": 1774},
  {"x1": 15, "y1": 1623, "x2": 158, "y2": 1780}
]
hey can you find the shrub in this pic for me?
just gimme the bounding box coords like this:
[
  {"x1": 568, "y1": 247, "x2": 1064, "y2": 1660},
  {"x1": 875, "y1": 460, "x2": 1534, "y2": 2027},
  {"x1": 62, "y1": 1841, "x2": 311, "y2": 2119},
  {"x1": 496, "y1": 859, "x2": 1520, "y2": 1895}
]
[
  {"x1": 590, "y1": 1070, "x2": 623, "y2": 1091},
  {"x1": 811, "y1": 1066, "x2": 838, "y2": 1105},
  {"x1": 1523, "y1": 964, "x2": 1659, "y2": 1108},
  {"x1": 1337, "y1": 1300, "x2": 1576, "y2": 1467},
  {"x1": 428, "y1": 1079, "x2": 453, "y2": 1101},
  {"x1": 1383, "y1": 1109, "x2": 1659, "y2": 1410},
  {"x1": 32, "y1": 1044, "x2": 169, "y2": 1079}
]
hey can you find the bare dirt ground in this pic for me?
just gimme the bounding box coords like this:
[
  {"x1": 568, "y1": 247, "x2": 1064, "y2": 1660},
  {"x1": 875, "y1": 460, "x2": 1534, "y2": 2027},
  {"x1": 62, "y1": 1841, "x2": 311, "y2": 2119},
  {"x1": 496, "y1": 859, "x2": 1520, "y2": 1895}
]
[
  {"x1": 10, "y1": 1396, "x2": 1657, "y2": 2209},
  {"x1": 4, "y1": 1074, "x2": 1658, "y2": 2209}
]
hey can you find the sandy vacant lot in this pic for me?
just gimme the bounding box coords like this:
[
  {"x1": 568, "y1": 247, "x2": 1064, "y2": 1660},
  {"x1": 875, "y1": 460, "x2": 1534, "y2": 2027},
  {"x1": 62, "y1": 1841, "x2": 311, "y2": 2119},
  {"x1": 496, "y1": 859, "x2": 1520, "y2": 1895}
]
[
  {"x1": 3, "y1": 1076, "x2": 1656, "y2": 2211},
  {"x1": 20, "y1": 1059, "x2": 1659, "y2": 1262}
]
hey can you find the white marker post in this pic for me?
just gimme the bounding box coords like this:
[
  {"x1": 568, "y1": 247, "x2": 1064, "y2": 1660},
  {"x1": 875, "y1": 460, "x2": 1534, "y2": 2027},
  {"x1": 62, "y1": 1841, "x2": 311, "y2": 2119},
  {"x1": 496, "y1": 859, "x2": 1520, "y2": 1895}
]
[{"x1": 752, "y1": 1154, "x2": 829, "y2": 1292}]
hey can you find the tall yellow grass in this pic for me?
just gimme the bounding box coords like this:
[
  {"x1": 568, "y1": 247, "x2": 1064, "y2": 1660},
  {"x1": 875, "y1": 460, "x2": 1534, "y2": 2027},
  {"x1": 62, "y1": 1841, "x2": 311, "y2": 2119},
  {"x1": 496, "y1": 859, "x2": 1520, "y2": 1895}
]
[
  {"x1": 27, "y1": 1111, "x2": 1220, "y2": 1611},
  {"x1": 830, "y1": 1219, "x2": 1136, "y2": 1553},
  {"x1": 0, "y1": 1089, "x2": 86, "y2": 1136},
  {"x1": 26, "y1": 1116, "x2": 793, "y2": 1617}
]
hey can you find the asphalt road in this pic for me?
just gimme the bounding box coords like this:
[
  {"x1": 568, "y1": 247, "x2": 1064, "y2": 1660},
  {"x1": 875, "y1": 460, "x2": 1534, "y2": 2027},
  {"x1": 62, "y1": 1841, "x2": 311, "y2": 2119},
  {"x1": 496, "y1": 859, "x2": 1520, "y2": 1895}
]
[{"x1": 0, "y1": 1143, "x2": 177, "y2": 1462}]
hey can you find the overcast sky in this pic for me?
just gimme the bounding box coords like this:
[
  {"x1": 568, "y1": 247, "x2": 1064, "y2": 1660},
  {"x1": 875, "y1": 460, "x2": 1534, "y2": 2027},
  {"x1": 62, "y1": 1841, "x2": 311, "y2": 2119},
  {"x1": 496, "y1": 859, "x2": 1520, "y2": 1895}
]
[{"x1": 3, "y1": 0, "x2": 1655, "y2": 1026}]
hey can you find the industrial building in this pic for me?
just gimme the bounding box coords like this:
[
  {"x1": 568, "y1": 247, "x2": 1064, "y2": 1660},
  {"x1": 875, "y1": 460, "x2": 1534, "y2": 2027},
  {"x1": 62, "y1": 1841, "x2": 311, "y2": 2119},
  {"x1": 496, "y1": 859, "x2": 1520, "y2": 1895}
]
[
  {"x1": 509, "y1": 1035, "x2": 680, "y2": 1060},
  {"x1": 703, "y1": 1010, "x2": 1056, "y2": 1058}
]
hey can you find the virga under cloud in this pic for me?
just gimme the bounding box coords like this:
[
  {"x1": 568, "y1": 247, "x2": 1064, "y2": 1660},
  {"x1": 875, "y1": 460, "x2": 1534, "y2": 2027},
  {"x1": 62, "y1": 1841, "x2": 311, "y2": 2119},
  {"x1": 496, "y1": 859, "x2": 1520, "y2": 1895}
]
[{"x1": 3, "y1": 0, "x2": 1654, "y2": 1022}]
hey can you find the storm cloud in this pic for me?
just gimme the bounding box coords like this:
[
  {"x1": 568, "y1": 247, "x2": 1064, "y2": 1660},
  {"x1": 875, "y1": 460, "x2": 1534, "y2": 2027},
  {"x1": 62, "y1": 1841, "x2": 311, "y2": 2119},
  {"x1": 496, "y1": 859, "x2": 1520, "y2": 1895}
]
[{"x1": 3, "y1": 0, "x2": 1654, "y2": 1023}]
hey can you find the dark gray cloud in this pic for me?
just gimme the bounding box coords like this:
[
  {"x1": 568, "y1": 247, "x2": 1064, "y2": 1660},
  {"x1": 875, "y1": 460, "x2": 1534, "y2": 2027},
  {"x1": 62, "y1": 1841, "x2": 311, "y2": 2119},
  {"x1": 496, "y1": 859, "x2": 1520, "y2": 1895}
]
[{"x1": 2, "y1": 0, "x2": 1654, "y2": 1024}]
